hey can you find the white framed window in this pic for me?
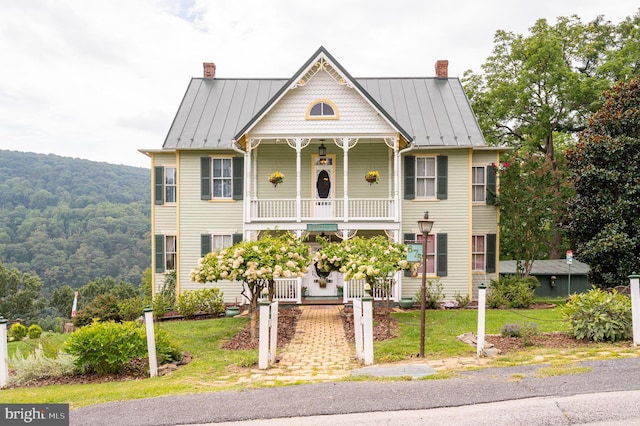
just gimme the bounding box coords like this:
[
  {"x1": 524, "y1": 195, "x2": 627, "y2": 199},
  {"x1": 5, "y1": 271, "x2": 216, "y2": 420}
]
[
  {"x1": 212, "y1": 158, "x2": 232, "y2": 199},
  {"x1": 165, "y1": 235, "x2": 176, "y2": 271},
  {"x1": 211, "y1": 234, "x2": 233, "y2": 250},
  {"x1": 472, "y1": 235, "x2": 485, "y2": 271},
  {"x1": 472, "y1": 166, "x2": 485, "y2": 203},
  {"x1": 416, "y1": 157, "x2": 436, "y2": 198},
  {"x1": 165, "y1": 167, "x2": 176, "y2": 203}
]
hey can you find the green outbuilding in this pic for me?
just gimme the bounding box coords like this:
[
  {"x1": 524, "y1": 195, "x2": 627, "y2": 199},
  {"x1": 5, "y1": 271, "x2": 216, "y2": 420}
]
[{"x1": 499, "y1": 260, "x2": 591, "y2": 297}]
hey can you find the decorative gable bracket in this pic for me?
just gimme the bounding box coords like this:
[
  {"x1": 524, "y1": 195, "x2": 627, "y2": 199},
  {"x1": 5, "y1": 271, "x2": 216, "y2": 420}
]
[{"x1": 295, "y1": 58, "x2": 349, "y2": 88}]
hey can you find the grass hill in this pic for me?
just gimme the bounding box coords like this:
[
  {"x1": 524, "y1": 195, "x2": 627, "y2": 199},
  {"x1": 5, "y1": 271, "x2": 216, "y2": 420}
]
[{"x1": 0, "y1": 149, "x2": 150, "y2": 292}]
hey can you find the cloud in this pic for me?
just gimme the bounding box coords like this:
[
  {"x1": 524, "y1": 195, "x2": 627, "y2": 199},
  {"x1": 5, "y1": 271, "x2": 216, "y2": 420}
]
[{"x1": 0, "y1": 0, "x2": 635, "y2": 168}]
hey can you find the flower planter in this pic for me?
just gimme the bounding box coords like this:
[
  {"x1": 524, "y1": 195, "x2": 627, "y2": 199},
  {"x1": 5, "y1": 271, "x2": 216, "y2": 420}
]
[
  {"x1": 399, "y1": 297, "x2": 414, "y2": 309},
  {"x1": 225, "y1": 307, "x2": 240, "y2": 317}
]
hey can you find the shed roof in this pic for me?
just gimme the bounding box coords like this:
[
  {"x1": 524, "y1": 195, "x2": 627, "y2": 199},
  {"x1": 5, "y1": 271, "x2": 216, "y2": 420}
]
[
  {"x1": 162, "y1": 47, "x2": 486, "y2": 150},
  {"x1": 499, "y1": 260, "x2": 591, "y2": 276}
]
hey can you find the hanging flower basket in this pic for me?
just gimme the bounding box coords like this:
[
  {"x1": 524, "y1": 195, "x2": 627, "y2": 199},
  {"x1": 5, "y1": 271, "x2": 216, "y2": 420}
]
[
  {"x1": 365, "y1": 170, "x2": 379, "y2": 185},
  {"x1": 268, "y1": 171, "x2": 284, "y2": 187}
]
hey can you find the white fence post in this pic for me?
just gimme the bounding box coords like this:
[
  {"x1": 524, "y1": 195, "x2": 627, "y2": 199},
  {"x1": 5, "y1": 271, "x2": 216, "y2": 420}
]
[
  {"x1": 362, "y1": 290, "x2": 374, "y2": 366},
  {"x1": 477, "y1": 283, "x2": 487, "y2": 356},
  {"x1": 0, "y1": 317, "x2": 8, "y2": 388},
  {"x1": 258, "y1": 298, "x2": 271, "y2": 369},
  {"x1": 629, "y1": 273, "x2": 640, "y2": 347},
  {"x1": 353, "y1": 285, "x2": 374, "y2": 365},
  {"x1": 353, "y1": 299, "x2": 363, "y2": 362},
  {"x1": 144, "y1": 308, "x2": 158, "y2": 378},
  {"x1": 269, "y1": 301, "x2": 279, "y2": 364}
]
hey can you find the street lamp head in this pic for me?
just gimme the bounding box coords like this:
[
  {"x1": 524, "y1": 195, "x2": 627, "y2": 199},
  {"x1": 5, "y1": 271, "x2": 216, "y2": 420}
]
[{"x1": 417, "y1": 211, "x2": 434, "y2": 235}]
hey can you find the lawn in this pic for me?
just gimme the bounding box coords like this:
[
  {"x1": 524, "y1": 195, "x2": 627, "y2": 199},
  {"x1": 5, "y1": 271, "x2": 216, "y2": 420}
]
[
  {"x1": 1, "y1": 317, "x2": 256, "y2": 408},
  {"x1": 0, "y1": 300, "x2": 624, "y2": 409},
  {"x1": 375, "y1": 304, "x2": 569, "y2": 361}
]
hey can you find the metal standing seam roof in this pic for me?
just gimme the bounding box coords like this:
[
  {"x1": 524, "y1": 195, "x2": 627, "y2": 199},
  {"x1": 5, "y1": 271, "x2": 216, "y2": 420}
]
[
  {"x1": 162, "y1": 49, "x2": 487, "y2": 150},
  {"x1": 499, "y1": 260, "x2": 591, "y2": 276}
]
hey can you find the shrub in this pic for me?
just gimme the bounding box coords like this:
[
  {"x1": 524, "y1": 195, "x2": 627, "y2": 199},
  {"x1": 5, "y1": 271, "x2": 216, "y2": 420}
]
[
  {"x1": 73, "y1": 293, "x2": 122, "y2": 327},
  {"x1": 454, "y1": 291, "x2": 471, "y2": 308},
  {"x1": 501, "y1": 322, "x2": 539, "y2": 346},
  {"x1": 10, "y1": 323, "x2": 27, "y2": 340},
  {"x1": 413, "y1": 280, "x2": 445, "y2": 309},
  {"x1": 65, "y1": 320, "x2": 181, "y2": 375},
  {"x1": 27, "y1": 324, "x2": 43, "y2": 339},
  {"x1": 118, "y1": 296, "x2": 145, "y2": 322},
  {"x1": 487, "y1": 275, "x2": 539, "y2": 309},
  {"x1": 176, "y1": 288, "x2": 225, "y2": 318},
  {"x1": 152, "y1": 293, "x2": 174, "y2": 319},
  {"x1": 563, "y1": 288, "x2": 631, "y2": 342},
  {"x1": 10, "y1": 344, "x2": 78, "y2": 386}
]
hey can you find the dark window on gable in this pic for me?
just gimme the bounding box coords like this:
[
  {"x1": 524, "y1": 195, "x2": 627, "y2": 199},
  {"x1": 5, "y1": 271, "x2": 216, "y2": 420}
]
[{"x1": 308, "y1": 101, "x2": 336, "y2": 118}]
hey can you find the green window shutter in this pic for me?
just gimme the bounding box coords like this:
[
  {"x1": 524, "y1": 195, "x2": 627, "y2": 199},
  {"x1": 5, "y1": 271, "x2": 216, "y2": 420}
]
[
  {"x1": 155, "y1": 235, "x2": 164, "y2": 273},
  {"x1": 201, "y1": 157, "x2": 211, "y2": 200},
  {"x1": 201, "y1": 234, "x2": 211, "y2": 257},
  {"x1": 437, "y1": 233, "x2": 448, "y2": 277},
  {"x1": 232, "y1": 233, "x2": 243, "y2": 245},
  {"x1": 154, "y1": 167, "x2": 164, "y2": 205},
  {"x1": 486, "y1": 166, "x2": 497, "y2": 205},
  {"x1": 404, "y1": 156, "x2": 415, "y2": 200},
  {"x1": 232, "y1": 157, "x2": 244, "y2": 200},
  {"x1": 404, "y1": 233, "x2": 416, "y2": 277},
  {"x1": 437, "y1": 156, "x2": 448, "y2": 200},
  {"x1": 486, "y1": 233, "x2": 496, "y2": 273}
]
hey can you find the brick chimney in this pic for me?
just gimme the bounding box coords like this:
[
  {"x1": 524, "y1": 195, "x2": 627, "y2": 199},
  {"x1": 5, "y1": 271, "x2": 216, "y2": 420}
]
[
  {"x1": 203, "y1": 62, "x2": 216, "y2": 78},
  {"x1": 435, "y1": 60, "x2": 449, "y2": 78}
]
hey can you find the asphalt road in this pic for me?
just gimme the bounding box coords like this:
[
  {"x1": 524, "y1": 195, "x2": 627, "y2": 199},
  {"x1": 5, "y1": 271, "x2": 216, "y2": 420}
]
[{"x1": 71, "y1": 358, "x2": 640, "y2": 426}]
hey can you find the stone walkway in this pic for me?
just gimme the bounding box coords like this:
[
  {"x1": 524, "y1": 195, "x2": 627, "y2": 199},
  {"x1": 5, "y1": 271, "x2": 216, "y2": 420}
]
[
  {"x1": 238, "y1": 305, "x2": 494, "y2": 385},
  {"x1": 242, "y1": 305, "x2": 357, "y2": 384}
]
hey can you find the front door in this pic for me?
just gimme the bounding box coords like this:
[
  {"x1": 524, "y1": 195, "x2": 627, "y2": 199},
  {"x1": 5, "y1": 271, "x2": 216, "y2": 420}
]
[{"x1": 313, "y1": 155, "x2": 334, "y2": 218}]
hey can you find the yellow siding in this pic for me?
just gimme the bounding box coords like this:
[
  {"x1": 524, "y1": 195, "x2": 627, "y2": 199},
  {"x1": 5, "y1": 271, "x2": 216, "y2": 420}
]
[
  {"x1": 401, "y1": 149, "x2": 471, "y2": 300},
  {"x1": 176, "y1": 152, "x2": 244, "y2": 303}
]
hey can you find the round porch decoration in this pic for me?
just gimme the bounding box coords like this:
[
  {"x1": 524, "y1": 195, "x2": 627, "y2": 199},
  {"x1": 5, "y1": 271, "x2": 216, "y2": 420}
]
[
  {"x1": 268, "y1": 171, "x2": 284, "y2": 187},
  {"x1": 365, "y1": 170, "x2": 379, "y2": 184}
]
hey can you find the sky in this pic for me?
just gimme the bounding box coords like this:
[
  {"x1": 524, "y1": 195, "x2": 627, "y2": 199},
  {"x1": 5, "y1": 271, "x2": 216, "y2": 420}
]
[{"x1": 0, "y1": 0, "x2": 636, "y2": 169}]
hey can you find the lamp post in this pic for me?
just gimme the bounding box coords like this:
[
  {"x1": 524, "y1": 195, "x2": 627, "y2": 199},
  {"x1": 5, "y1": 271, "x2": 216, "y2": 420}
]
[{"x1": 417, "y1": 211, "x2": 434, "y2": 358}]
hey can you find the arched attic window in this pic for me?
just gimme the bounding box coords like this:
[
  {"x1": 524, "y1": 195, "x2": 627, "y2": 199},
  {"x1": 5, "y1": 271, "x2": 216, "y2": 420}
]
[{"x1": 306, "y1": 99, "x2": 339, "y2": 120}]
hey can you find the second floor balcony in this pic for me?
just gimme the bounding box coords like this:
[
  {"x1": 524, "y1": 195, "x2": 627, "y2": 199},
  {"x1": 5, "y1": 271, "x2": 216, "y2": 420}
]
[{"x1": 249, "y1": 197, "x2": 397, "y2": 222}]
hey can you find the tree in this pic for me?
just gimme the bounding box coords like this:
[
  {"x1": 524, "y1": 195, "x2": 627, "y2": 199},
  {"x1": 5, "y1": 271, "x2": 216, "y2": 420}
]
[
  {"x1": 50, "y1": 284, "x2": 75, "y2": 318},
  {"x1": 464, "y1": 12, "x2": 640, "y2": 258},
  {"x1": 566, "y1": 77, "x2": 640, "y2": 287},
  {"x1": 0, "y1": 260, "x2": 45, "y2": 323},
  {"x1": 496, "y1": 151, "x2": 572, "y2": 276},
  {"x1": 191, "y1": 233, "x2": 310, "y2": 341},
  {"x1": 314, "y1": 235, "x2": 413, "y2": 307}
]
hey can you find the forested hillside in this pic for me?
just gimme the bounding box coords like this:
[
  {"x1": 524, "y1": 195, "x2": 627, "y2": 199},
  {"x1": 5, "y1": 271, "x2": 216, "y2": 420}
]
[{"x1": 0, "y1": 150, "x2": 150, "y2": 292}]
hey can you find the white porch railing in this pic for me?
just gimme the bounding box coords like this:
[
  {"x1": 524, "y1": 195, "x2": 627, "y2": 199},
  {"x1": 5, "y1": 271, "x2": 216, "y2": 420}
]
[
  {"x1": 272, "y1": 278, "x2": 302, "y2": 304},
  {"x1": 250, "y1": 198, "x2": 395, "y2": 222},
  {"x1": 344, "y1": 279, "x2": 397, "y2": 302},
  {"x1": 272, "y1": 277, "x2": 397, "y2": 304}
]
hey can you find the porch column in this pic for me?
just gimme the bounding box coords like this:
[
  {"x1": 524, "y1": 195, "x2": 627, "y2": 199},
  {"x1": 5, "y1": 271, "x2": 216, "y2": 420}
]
[
  {"x1": 244, "y1": 146, "x2": 251, "y2": 226},
  {"x1": 287, "y1": 138, "x2": 309, "y2": 222},
  {"x1": 336, "y1": 138, "x2": 357, "y2": 222},
  {"x1": 393, "y1": 136, "x2": 401, "y2": 222}
]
